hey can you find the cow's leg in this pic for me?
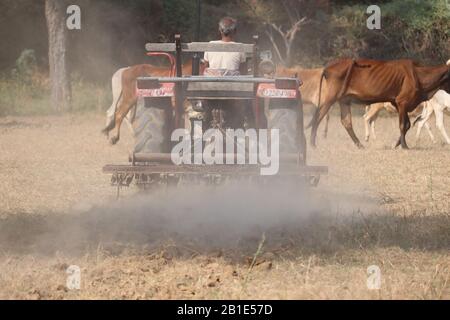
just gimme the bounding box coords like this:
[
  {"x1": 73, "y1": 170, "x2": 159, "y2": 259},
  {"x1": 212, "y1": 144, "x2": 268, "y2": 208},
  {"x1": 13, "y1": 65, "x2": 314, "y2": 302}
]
[
  {"x1": 310, "y1": 101, "x2": 334, "y2": 148},
  {"x1": 396, "y1": 107, "x2": 410, "y2": 149},
  {"x1": 371, "y1": 119, "x2": 376, "y2": 140},
  {"x1": 363, "y1": 106, "x2": 371, "y2": 142},
  {"x1": 109, "y1": 95, "x2": 138, "y2": 145},
  {"x1": 364, "y1": 115, "x2": 378, "y2": 141},
  {"x1": 435, "y1": 107, "x2": 450, "y2": 144},
  {"x1": 102, "y1": 117, "x2": 116, "y2": 136},
  {"x1": 363, "y1": 104, "x2": 383, "y2": 142},
  {"x1": 339, "y1": 102, "x2": 363, "y2": 148},
  {"x1": 322, "y1": 113, "x2": 329, "y2": 138},
  {"x1": 423, "y1": 122, "x2": 436, "y2": 143},
  {"x1": 371, "y1": 106, "x2": 383, "y2": 141},
  {"x1": 415, "y1": 122, "x2": 421, "y2": 143},
  {"x1": 396, "y1": 82, "x2": 417, "y2": 149},
  {"x1": 415, "y1": 120, "x2": 424, "y2": 144},
  {"x1": 403, "y1": 114, "x2": 411, "y2": 148},
  {"x1": 109, "y1": 110, "x2": 125, "y2": 145},
  {"x1": 415, "y1": 103, "x2": 435, "y2": 144}
]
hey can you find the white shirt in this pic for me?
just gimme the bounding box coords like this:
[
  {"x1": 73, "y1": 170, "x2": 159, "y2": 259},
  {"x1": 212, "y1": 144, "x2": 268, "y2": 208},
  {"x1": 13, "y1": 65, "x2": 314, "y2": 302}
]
[{"x1": 203, "y1": 40, "x2": 246, "y2": 71}]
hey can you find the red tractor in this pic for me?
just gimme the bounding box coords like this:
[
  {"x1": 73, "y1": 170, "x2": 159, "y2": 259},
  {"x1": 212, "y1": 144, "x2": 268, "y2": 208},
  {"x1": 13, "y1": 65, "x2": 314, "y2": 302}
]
[{"x1": 103, "y1": 35, "x2": 327, "y2": 194}]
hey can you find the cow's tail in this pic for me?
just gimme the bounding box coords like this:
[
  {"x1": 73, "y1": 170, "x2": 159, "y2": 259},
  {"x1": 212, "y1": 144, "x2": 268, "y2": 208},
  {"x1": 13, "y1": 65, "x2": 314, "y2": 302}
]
[{"x1": 306, "y1": 69, "x2": 327, "y2": 129}]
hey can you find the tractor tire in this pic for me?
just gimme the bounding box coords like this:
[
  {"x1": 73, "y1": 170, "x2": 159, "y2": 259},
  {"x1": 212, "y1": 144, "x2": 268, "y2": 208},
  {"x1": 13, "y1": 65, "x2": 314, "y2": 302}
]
[
  {"x1": 266, "y1": 100, "x2": 299, "y2": 154},
  {"x1": 130, "y1": 97, "x2": 169, "y2": 154}
]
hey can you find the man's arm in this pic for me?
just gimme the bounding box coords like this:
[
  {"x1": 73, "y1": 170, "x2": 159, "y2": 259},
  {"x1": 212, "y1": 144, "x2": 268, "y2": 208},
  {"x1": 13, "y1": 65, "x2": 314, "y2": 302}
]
[
  {"x1": 200, "y1": 58, "x2": 209, "y2": 75},
  {"x1": 203, "y1": 52, "x2": 210, "y2": 68},
  {"x1": 201, "y1": 51, "x2": 210, "y2": 75},
  {"x1": 239, "y1": 53, "x2": 248, "y2": 75}
]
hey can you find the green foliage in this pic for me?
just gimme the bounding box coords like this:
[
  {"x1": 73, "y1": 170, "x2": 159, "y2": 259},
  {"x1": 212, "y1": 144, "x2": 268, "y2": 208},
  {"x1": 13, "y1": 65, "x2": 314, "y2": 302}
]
[
  {"x1": 0, "y1": 56, "x2": 110, "y2": 117},
  {"x1": 0, "y1": 74, "x2": 49, "y2": 116},
  {"x1": 12, "y1": 49, "x2": 38, "y2": 84},
  {"x1": 161, "y1": 0, "x2": 198, "y2": 40},
  {"x1": 382, "y1": 0, "x2": 450, "y2": 31},
  {"x1": 328, "y1": 0, "x2": 450, "y2": 63},
  {"x1": 0, "y1": 75, "x2": 110, "y2": 117}
]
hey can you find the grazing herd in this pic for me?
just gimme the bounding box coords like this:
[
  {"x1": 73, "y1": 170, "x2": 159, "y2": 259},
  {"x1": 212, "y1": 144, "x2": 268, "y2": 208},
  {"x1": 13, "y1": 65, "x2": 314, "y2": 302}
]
[
  {"x1": 104, "y1": 57, "x2": 450, "y2": 150},
  {"x1": 308, "y1": 58, "x2": 450, "y2": 149}
]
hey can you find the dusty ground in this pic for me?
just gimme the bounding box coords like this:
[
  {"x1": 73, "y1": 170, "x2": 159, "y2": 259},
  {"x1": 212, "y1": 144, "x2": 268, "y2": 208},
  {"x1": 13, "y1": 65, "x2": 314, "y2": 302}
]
[{"x1": 0, "y1": 112, "x2": 449, "y2": 300}]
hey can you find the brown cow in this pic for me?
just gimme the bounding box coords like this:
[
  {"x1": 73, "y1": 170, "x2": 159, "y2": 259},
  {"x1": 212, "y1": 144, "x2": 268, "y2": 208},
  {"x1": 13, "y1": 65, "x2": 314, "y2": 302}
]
[
  {"x1": 276, "y1": 65, "x2": 364, "y2": 148},
  {"x1": 102, "y1": 63, "x2": 195, "y2": 145},
  {"x1": 310, "y1": 58, "x2": 450, "y2": 149}
]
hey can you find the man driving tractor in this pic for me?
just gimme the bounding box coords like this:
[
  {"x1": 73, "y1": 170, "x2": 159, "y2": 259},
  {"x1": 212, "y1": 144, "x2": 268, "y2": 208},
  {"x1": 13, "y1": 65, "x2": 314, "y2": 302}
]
[
  {"x1": 202, "y1": 17, "x2": 247, "y2": 76},
  {"x1": 199, "y1": 17, "x2": 252, "y2": 129}
]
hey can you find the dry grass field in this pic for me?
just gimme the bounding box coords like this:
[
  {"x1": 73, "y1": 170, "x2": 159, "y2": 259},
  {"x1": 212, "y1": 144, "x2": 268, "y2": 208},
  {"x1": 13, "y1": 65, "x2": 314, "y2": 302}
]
[{"x1": 0, "y1": 111, "x2": 449, "y2": 299}]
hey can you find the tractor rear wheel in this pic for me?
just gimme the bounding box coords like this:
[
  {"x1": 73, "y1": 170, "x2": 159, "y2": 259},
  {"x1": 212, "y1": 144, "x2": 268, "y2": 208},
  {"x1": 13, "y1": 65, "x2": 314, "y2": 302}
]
[
  {"x1": 266, "y1": 100, "x2": 299, "y2": 154},
  {"x1": 131, "y1": 97, "x2": 170, "y2": 154},
  {"x1": 130, "y1": 97, "x2": 171, "y2": 190}
]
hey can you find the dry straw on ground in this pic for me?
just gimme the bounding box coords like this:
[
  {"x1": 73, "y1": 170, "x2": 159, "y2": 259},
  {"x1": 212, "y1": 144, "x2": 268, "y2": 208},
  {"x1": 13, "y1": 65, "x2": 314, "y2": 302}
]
[{"x1": 0, "y1": 113, "x2": 448, "y2": 299}]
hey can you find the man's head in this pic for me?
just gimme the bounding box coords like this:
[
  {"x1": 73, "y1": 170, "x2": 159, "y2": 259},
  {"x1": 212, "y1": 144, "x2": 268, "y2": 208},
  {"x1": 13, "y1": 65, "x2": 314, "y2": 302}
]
[{"x1": 219, "y1": 17, "x2": 237, "y2": 39}]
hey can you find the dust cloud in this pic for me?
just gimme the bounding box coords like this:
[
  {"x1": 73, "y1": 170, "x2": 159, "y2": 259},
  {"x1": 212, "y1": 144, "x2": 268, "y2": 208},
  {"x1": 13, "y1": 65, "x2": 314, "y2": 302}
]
[{"x1": 0, "y1": 182, "x2": 379, "y2": 256}]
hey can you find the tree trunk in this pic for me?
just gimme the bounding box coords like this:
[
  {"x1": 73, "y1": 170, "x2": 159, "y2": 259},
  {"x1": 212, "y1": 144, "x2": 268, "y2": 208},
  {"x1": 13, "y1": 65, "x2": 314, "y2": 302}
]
[{"x1": 45, "y1": 0, "x2": 71, "y2": 112}]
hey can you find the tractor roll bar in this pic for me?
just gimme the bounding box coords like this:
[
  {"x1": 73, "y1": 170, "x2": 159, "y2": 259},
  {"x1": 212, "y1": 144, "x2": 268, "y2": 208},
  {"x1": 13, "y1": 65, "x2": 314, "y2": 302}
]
[
  {"x1": 137, "y1": 76, "x2": 299, "y2": 84},
  {"x1": 136, "y1": 76, "x2": 302, "y2": 90},
  {"x1": 145, "y1": 42, "x2": 255, "y2": 53}
]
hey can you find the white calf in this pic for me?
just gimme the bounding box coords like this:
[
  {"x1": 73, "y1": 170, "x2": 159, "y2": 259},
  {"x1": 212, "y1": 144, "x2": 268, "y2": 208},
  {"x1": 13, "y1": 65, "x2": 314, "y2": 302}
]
[
  {"x1": 415, "y1": 90, "x2": 450, "y2": 144},
  {"x1": 363, "y1": 102, "x2": 429, "y2": 142}
]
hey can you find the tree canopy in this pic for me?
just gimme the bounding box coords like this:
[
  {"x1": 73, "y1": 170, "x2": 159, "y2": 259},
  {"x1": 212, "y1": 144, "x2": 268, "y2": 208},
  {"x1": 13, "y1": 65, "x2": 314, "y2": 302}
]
[{"x1": 0, "y1": 0, "x2": 448, "y2": 82}]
